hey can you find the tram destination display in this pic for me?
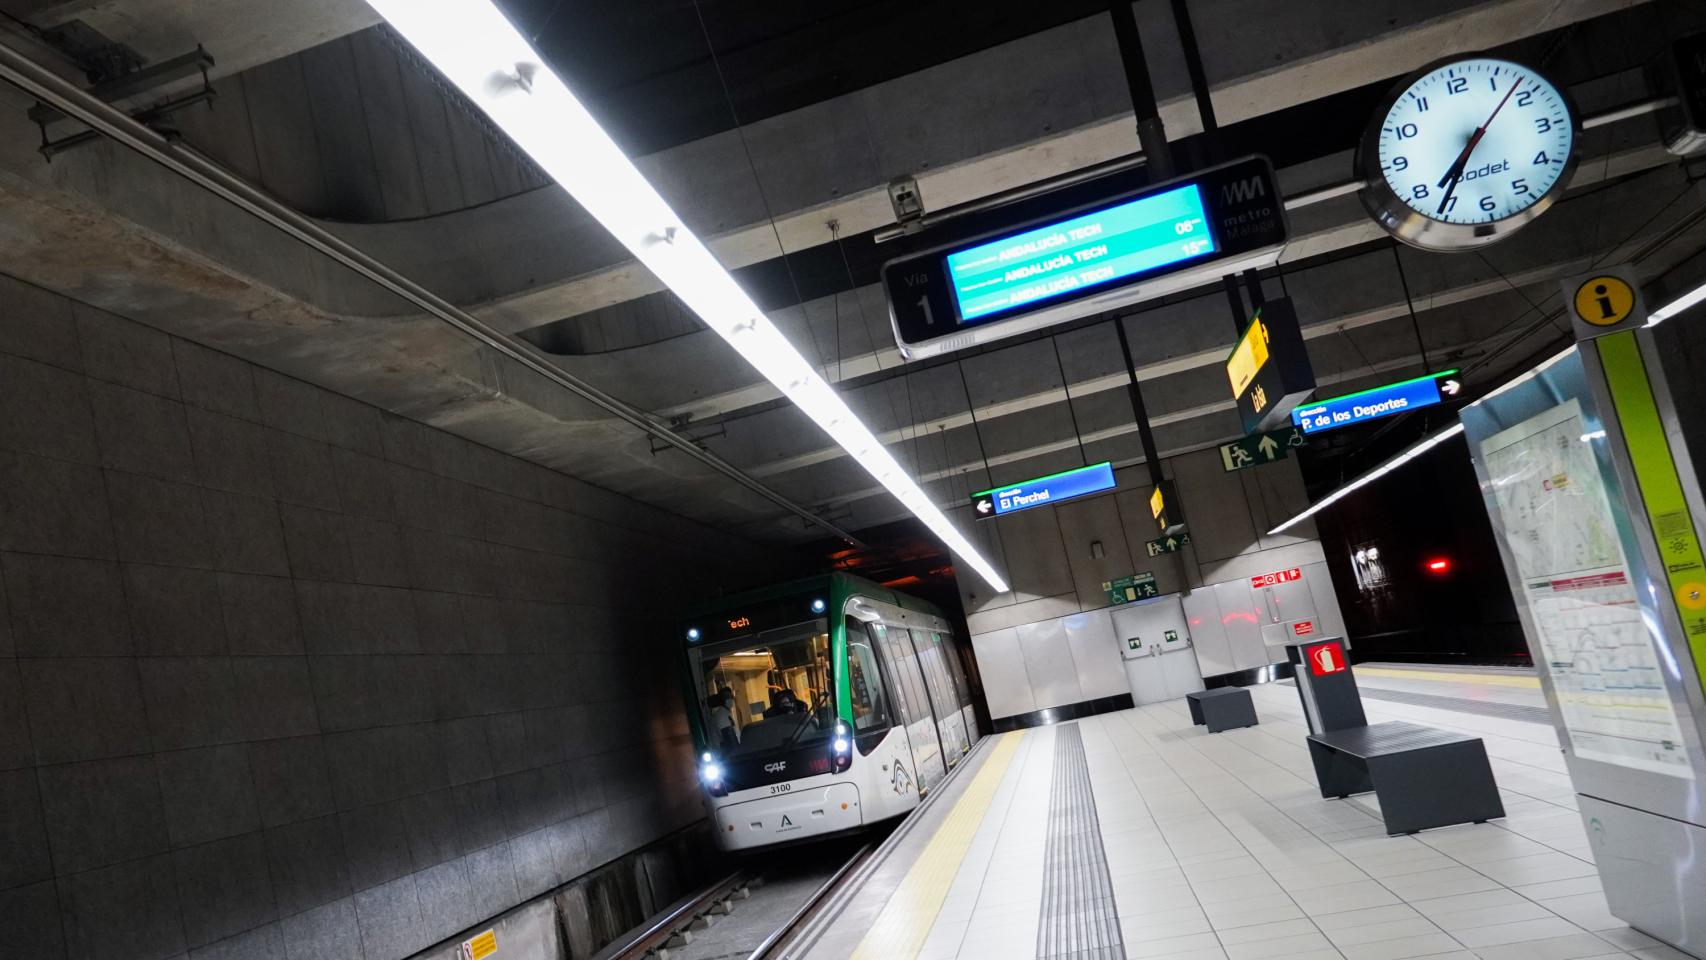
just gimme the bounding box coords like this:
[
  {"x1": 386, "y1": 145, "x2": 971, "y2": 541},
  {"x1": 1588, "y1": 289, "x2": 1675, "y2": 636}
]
[{"x1": 885, "y1": 155, "x2": 1288, "y2": 360}]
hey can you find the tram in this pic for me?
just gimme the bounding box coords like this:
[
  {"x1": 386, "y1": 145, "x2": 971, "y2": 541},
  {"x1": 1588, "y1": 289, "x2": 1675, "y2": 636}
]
[{"x1": 681, "y1": 573, "x2": 981, "y2": 850}]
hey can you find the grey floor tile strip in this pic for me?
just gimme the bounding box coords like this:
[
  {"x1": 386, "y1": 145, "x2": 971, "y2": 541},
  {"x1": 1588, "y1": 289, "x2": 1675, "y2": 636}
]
[
  {"x1": 1355, "y1": 686, "x2": 1554, "y2": 724},
  {"x1": 1037, "y1": 723, "x2": 1125, "y2": 960}
]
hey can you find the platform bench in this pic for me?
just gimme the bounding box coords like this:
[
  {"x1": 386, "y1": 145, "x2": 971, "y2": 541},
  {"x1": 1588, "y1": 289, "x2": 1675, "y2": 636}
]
[
  {"x1": 1307, "y1": 721, "x2": 1505, "y2": 835},
  {"x1": 1186, "y1": 687, "x2": 1258, "y2": 733}
]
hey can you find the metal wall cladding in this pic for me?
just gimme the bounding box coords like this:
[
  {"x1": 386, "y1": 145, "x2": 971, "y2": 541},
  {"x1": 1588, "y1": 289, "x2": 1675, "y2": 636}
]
[
  {"x1": 1062, "y1": 610, "x2": 1129, "y2": 701},
  {"x1": 968, "y1": 628, "x2": 1037, "y2": 720},
  {"x1": 1014, "y1": 618, "x2": 1086, "y2": 709}
]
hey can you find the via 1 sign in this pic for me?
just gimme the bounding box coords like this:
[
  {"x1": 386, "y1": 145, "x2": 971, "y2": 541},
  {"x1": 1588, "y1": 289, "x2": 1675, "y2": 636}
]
[{"x1": 1251, "y1": 568, "x2": 1301, "y2": 589}]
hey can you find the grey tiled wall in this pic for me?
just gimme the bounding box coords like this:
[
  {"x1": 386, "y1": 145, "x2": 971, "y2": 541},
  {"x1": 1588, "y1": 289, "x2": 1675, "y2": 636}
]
[{"x1": 0, "y1": 274, "x2": 776, "y2": 960}]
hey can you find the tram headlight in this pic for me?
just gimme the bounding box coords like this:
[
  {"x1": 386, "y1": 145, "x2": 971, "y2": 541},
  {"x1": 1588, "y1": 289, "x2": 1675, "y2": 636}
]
[
  {"x1": 810, "y1": 598, "x2": 826, "y2": 614},
  {"x1": 700, "y1": 761, "x2": 722, "y2": 783},
  {"x1": 829, "y1": 724, "x2": 853, "y2": 774}
]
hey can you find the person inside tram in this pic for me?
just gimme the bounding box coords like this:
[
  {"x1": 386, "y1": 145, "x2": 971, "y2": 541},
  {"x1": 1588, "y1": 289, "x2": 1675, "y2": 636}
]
[
  {"x1": 709, "y1": 691, "x2": 740, "y2": 750},
  {"x1": 763, "y1": 689, "x2": 798, "y2": 718}
]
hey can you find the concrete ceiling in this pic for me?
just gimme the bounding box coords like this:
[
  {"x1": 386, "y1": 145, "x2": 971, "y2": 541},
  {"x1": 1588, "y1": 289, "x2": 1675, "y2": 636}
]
[{"x1": 0, "y1": 0, "x2": 1703, "y2": 552}]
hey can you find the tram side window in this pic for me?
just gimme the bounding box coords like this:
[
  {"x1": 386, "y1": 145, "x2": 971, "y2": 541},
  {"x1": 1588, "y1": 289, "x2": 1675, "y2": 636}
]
[
  {"x1": 844, "y1": 619, "x2": 893, "y2": 734},
  {"x1": 941, "y1": 632, "x2": 973, "y2": 708},
  {"x1": 911, "y1": 628, "x2": 959, "y2": 721},
  {"x1": 873, "y1": 623, "x2": 925, "y2": 724}
]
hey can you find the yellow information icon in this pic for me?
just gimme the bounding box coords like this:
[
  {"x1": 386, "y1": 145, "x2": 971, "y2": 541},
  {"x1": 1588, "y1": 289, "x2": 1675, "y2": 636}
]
[
  {"x1": 1573, "y1": 275, "x2": 1637, "y2": 327},
  {"x1": 1677, "y1": 581, "x2": 1706, "y2": 611}
]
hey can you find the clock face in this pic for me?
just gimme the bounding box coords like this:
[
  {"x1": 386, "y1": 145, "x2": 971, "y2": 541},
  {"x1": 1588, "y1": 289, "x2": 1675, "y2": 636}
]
[{"x1": 1363, "y1": 57, "x2": 1576, "y2": 249}]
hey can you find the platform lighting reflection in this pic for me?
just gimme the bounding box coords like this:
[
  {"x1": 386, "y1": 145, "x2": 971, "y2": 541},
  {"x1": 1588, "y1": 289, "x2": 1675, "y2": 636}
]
[{"x1": 367, "y1": 0, "x2": 1007, "y2": 593}]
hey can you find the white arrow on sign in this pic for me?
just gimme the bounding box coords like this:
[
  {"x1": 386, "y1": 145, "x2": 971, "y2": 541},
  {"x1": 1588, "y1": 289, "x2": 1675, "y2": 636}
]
[
  {"x1": 1257, "y1": 434, "x2": 1280, "y2": 460},
  {"x1": 975, "y1": 499, "x2": 992, "y2": 515},
  {"x1": 1441, "y1": 379, "x2": 1461, "y2": 396}
]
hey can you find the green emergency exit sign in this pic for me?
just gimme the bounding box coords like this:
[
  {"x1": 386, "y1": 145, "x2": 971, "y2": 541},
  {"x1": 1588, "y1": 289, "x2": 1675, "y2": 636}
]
[{"x1": 1103, "y1": 572, "x2": 1158, "y2": 605}]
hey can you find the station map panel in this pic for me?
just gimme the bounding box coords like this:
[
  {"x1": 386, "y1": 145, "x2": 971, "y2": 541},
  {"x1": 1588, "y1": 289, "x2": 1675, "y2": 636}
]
[{"x1": 1480, "y1": 399, "x2": 1695, "y2": 779}]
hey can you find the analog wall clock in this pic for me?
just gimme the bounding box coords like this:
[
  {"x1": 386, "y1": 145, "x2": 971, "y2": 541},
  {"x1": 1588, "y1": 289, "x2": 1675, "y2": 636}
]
[{"x1": 1358, "y1": 56, "x2": 1578, "y2": 251}]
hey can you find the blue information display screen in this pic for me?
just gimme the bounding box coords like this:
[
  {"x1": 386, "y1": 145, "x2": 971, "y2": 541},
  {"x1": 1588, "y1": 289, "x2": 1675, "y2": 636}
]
[
  {"x1": 970, "y1": 461, "x2": 1117, "y2": 519},
  {"x1": 945, "y1": 184, "x2": 1216, "y2": 323},
  {"x1": 1291, "y1": 374, "x2": 1446, "y2": 435}
]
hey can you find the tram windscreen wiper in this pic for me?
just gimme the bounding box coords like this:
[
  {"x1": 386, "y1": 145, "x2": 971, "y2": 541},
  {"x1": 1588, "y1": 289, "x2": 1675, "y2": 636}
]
[{"x1": 777, "y1": 692, "x2": 831, "y2": 752}]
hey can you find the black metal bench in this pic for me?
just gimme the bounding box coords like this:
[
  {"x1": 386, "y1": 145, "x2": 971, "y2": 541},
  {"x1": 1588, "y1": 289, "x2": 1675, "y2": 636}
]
[
  {"x1": 1307, "y1": 721, "x2": 1505, "y2": 835},
  {"x1": 1186, "y1": 687, "x2": 1257, "y2": 733}
]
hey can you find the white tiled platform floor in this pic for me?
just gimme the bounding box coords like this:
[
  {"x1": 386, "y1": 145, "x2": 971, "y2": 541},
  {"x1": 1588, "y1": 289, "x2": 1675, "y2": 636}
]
[{"x1": 908, "y1": 670, "x2": 1695, "y2": 960}]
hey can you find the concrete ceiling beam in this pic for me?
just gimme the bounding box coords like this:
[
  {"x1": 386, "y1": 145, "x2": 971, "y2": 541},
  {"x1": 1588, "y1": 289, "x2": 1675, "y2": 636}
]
[{"x1": 321, "y1": 0, "x2": 1642, "y2": 333}]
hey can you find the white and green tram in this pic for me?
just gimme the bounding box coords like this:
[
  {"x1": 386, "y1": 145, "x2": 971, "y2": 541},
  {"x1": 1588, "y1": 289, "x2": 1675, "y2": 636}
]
[{"x1": 681, "y1": 573, "x2": 981, "y2": 850}]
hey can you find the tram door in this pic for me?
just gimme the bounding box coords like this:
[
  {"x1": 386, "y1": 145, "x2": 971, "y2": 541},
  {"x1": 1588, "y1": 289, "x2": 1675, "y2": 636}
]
[
  {"x1": 911, "y1": 629, "x2": 971, "y2": 766},
  {"x1": 873, "y1": 623, "x2": 947, "y2": 793}
]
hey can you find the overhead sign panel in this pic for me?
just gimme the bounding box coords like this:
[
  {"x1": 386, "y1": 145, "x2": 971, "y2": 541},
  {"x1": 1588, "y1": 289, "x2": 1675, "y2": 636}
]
[
  {"x1": 1149, "y1": 479, "x2": 1185, "y2": 536},
  {"x1": 971, "y1": 461, "x2": 1115, "y2": 519},
  {"x1": 886, "y1": 155, "x2": 1287, "y2": 360},
  {"x1": 946, "y1": 184, "x2": 1213, "y2": 322},
  {"x1": 1291, "y1": 370, "x2": 1460, "y2": 435},
  {"x1": 1227, "y1": 298, "x2": 1315, "y2": 434}
]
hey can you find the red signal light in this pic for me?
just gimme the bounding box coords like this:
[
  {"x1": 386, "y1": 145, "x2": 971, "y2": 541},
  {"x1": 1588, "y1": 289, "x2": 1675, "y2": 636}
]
[{"x1": 1425, "y1": 558, "x2": 1451, "y2": 574}]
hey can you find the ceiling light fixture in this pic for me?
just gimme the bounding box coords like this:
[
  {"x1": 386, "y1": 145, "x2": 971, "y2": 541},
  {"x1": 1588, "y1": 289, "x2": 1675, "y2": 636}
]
[
  {"x1": 1268, "y1": 423, "x2": 1466, "y2": 535},
  {"x1": 1647, "y1": 279, "x2": 1706, "y2": 326},
  {"x1": 368, "y1": 0, "x2": 1007, "y2": 591}
]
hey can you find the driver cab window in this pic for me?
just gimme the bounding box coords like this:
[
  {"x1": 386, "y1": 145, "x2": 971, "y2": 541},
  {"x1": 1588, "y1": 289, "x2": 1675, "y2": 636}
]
[{"x1": 845, "y1": 618, "x2": 892, "y2": 735}]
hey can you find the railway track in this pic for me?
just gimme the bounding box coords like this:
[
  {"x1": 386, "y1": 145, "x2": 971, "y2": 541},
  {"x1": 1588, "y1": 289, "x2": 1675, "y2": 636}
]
[{"x1": 600, "y1": 739, "x2": 990, "y2": 960}]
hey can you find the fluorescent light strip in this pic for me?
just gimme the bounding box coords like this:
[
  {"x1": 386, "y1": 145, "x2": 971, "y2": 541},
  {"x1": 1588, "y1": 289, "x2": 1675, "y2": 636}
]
[
  {"x1": 1268, "y1": 423, "x2": 1465, "y2": 535},
  {"x1": 1648, "y1": 280, "x2": 1706, "y2": 326},
  {"x1": 370, "y1": 0, "x2": 1007, "y2": 592}
]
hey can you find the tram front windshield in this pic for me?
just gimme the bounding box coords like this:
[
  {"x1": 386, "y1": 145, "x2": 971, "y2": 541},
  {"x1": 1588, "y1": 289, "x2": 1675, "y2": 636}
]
[{"x1": 693, "y1": 621, "x2": 834, "y2": 761}]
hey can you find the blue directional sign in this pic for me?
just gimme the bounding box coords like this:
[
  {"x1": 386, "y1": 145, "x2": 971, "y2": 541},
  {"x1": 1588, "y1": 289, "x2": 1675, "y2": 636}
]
[
  {"x1": 971, "y1": 461, "x2": 1116, "y2": 520},
  {"x1": 1292, "y1": 370, "x2": 1461, "y2": 435}
]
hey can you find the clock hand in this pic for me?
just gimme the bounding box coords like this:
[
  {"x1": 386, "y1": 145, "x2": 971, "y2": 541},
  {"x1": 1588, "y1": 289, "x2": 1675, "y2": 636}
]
[
  {"x1": 1436, "y1": 173, "x2": 1460, "y2": 215},
  {"x1": 1436, "y1": 74, "x2": 1524, "y2": 190}
]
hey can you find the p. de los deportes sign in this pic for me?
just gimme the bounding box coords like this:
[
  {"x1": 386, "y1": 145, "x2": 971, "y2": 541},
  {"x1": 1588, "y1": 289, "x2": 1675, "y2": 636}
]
[{"x1": 1291, "y1": 371, "x2": 1458, "y2": 436}]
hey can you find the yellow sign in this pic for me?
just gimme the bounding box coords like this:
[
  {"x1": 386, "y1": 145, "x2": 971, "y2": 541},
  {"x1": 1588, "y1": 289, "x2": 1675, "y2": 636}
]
[
  {"x1": 1573, "y1": 275, "x2": 1637, "y2": 327},
  {"x1": 1149, "y1": 485, "x2": 1165, "y2": 520},
  {"x1": 1226, "y1": 316, "x2": 1270, "y2": 396},
  {"x1": 460, "y1": 929, "x2": 497, "y2": 960},
  {"x1": 1600, "y1": 332, "x2": 1706, "y2": 698}
]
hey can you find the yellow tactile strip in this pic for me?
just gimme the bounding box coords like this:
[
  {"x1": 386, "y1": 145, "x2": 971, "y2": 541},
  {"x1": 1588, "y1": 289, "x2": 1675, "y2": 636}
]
[
  {"x1": 1354, "y1": 666, "x2": 1541, "y2": 689},
  {"x1": 850, "y1": 730, "x2": 1026, "y2": 960}
]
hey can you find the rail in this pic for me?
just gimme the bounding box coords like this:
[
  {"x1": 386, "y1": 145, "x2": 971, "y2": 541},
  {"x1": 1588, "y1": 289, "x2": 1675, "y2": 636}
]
[
  {"x1": 592, "y1": 870, "x2": 749, "y2": 960},
  {"x1": 748, "y1": 736, "x2": 996, "y2": 959},
  {"x1": 744, "y1": 843, "x2": 874, "y2": 960}
]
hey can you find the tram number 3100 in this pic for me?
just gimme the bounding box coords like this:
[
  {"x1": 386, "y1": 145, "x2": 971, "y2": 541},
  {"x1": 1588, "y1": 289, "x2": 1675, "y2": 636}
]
[{"x1": 769, "y1": 783, "x2": 792, "y2": 795}]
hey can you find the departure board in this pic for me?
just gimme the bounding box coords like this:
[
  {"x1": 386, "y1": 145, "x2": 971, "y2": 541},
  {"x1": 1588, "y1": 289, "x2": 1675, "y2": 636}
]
[
  {"x1": 945, "y1": 185, "x2": 1214, "y2": 323},
  {"x1": 884, "y1": 155, "x2": 1287, "y2": 360}
]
